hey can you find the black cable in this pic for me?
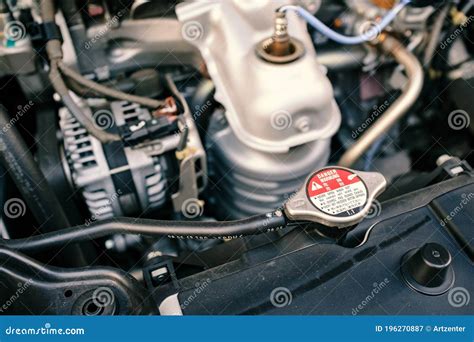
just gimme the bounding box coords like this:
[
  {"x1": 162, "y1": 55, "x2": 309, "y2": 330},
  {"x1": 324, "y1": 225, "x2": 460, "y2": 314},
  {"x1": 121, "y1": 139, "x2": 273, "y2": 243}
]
[
  {"x1": 1, "y1": 211, "x2": 288, "y2": 253},
  {"x1": 423, "y1": 4, "x2": 450, "y2": 68},
  {"x1": 177, "y1": 118, "x2": 189, "y2": 152},
  {"x1": 0, "y1": 105, "x2": 86, "y2": 265},
  {"x1": 432, "y1": 2, "x2": 474, "y2": 72},
  {"x1": 0, "y1": 105, "x2": 70, "y2": 229}
]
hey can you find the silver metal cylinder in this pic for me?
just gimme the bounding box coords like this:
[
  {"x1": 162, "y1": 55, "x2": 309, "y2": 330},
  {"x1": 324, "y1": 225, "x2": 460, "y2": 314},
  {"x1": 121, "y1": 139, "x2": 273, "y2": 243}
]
[{"x1": 207, "y1": 112, "x2": 331, "y2": 219}]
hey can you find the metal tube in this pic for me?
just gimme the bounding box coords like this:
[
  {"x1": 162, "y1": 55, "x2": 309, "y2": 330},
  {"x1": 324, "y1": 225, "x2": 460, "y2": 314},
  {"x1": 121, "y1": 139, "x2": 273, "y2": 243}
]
[{"x1": 338, "y1": 35, "x2": 424, "y2": 168}]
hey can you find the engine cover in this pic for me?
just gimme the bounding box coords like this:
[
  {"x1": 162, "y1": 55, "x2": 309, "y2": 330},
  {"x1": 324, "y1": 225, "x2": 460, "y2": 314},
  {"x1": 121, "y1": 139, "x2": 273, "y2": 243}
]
[{"x1": 158, "y1": 174, "x2": 474, "y2": 315}]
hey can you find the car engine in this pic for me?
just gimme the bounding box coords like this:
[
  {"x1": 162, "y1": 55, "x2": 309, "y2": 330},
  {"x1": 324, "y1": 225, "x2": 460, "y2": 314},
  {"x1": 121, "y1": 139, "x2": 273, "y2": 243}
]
[{"x1": 0, "y1": 0, "x2": 472, "y2": 315}]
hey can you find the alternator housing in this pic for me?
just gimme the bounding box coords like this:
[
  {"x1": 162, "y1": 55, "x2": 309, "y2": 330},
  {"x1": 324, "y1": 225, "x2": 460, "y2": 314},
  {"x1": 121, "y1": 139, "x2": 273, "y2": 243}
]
[{"x1": 59, "y1": 100, "x2": 176, "y2": 219}]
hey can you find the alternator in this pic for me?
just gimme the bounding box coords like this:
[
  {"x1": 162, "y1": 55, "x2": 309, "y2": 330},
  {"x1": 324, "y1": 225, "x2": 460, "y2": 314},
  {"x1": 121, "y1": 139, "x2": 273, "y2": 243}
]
[{"x1": 59, "y1": 99, "x2": 176, "y2": 219}]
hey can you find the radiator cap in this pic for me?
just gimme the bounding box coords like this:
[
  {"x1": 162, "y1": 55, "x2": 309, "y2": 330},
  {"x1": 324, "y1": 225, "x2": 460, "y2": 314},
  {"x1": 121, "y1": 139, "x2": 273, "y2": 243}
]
[{"x1": 284, "y1": 167, "x2": 386, "y2": 227}]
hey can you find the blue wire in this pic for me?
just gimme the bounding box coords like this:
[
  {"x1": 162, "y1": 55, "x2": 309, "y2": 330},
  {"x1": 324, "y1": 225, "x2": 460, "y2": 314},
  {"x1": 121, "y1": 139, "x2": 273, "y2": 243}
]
[{"x1": 279, "y1": 0, "x2": 412, "y2": 45}]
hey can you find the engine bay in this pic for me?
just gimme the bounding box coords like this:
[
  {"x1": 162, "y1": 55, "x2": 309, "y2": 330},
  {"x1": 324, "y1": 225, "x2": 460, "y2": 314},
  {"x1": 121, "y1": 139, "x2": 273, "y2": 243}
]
[{"x1": 0, "y1": 0, "x2": 472, "y2": 315}]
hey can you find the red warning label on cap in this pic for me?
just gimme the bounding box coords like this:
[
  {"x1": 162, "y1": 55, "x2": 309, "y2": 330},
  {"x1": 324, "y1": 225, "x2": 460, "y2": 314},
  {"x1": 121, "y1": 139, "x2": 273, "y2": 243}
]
[{"x1": 306, "y1": 168, "x2": 368, "y2": 217}]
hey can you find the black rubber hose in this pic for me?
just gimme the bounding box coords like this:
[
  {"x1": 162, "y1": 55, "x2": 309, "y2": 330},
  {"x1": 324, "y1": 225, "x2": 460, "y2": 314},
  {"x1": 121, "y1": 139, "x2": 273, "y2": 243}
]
[
  {"x1": 0, "y1": 105, "x2": 70, "y2": 228},
  {"x1": 0, "y1": 105, "x2": 86, "y2": 265},
  {"x1": 2, "y1": 211, "x2": 288, "y2": 253}
]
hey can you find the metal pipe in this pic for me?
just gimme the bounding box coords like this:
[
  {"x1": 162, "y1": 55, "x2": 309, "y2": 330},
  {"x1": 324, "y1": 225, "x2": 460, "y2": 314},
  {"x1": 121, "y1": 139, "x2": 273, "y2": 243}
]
[
  {"x1": 338, "y1": 35, "x2": 424, "y2": 168},
  {"x1": 316, "y1": 46, "x2": 368, "y2": 71}
]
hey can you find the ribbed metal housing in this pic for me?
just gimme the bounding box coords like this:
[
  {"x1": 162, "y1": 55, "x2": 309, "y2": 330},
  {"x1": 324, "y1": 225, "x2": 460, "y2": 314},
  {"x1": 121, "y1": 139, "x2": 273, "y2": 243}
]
[
  {"x1": 206, "y1": 111, "x2": 331, "y2": 219},
  {"x1": 59, "y1": 100, "x2": 169, "y2": 219}
]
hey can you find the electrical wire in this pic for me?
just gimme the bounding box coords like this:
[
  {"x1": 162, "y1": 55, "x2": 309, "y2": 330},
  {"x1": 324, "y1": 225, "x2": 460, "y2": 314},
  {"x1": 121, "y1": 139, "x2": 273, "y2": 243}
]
[
  {"x1": 49, "y1": 60, "x2": 121, "y2": 143},
  {"x1": 58, "y1": 62, "x2": 166, "y2": 109},
  {"x1": 278, "y1": 0, "x2": 411, "y2": 45},
  {"x1": 39, "y1": 0, "x2": 165, "y2": 145}
]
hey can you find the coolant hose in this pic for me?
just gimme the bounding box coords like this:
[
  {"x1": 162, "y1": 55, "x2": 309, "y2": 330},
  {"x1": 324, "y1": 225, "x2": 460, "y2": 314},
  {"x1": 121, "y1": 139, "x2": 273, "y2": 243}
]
[
  {"x1": 0, "y1": 105, "x2": 86, "y2": 265},
  {"x1": 1, "y1": 211, "x2": 287, "y2": 253},
  {"x1": 338, "y1": 35, "x2": 424, "y2": 167}
]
